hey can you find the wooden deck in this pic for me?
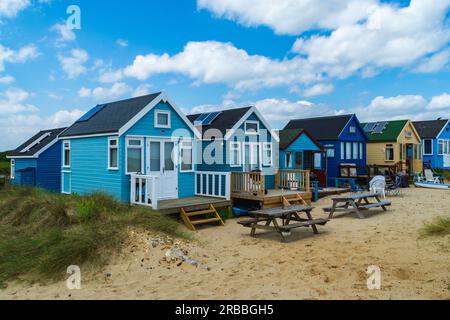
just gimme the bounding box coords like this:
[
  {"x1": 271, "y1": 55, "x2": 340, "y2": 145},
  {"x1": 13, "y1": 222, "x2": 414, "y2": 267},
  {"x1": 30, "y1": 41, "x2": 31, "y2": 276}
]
[{"x1": 158, "y1": 196, "x2": 231, "y2": 214}]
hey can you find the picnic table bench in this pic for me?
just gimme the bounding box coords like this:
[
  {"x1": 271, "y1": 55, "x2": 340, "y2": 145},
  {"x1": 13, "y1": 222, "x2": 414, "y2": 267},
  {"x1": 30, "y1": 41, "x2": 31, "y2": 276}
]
[
  {"x1": 323, "y1": 192, "x2": 391, "y2": 219},
  {"x1": 238, "y1": 205, "x2": 329, "y2": 242}
]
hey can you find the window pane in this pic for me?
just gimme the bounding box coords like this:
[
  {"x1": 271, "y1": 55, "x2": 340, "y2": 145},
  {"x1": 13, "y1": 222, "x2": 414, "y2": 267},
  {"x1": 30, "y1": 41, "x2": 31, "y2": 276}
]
[
  {"x1": 150, "y1": 142, "x2": 160, "y2": 172},
  {"x1": 181, "y1": 143, "x2": 193, "y2": 171},
  {"x1": 109, "y1": 139, "x2": 117, "y2": 146},
  {"x1": 314, "y1": 153, "x2": 321, "y2": 169},
  {"x1": 286, "y1": 152, "x2": 291, "y2": 167},
  {"x1": 245, "y1": 122, "x2": 258, "y2": 133},
  {"x1": 424, "y1": 140, "x2": 432, "y2": 154},
  {"x1": 341, "y1": 142, "x2": 344, "y2": 160},
  {"x1": 109, "y1": 148, "x2": 118, "y2": 168},
  {"x1": 127, "y1": 148, "x2": 141, "y2": 173},
  {"x1": 128, "y1": 139, "x2": 141, "y2": 146},
  {"x1": 353, "y1": 142, "x2": 358, "y2": 159},
  {"x1": 157, "y1": 113, "x2": 169, "y2": 126},
  {"x1": 64, "y1": 149, "x2": 70, "y2": 166},
  {"x1": 263, "y1": 144, "x2": 272, "y2": 166},
  {"x1": 164, "y1": 142, "x2": 174, "y2": 171},
  {"x1": 346, "y1": 142, "x2": 352, "y2": 159},
  {"x1": 295, "y1": 152, "x2": 303, "y2": 169},
  {"x1": 326, "y1": 148, "x2": 335, "y2": 158},
  {"x1": 359, "y1": 143, "x2": 363, "y2": 160}
]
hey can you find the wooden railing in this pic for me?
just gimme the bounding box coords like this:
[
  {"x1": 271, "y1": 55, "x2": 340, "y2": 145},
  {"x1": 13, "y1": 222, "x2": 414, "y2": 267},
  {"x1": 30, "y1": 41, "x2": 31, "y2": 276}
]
[
  {"x1": 195, "y1": 171, "x2": 231, "y2": 200},
  {"x1": 231, "y1": 172, "x2": 265, "y2": 198},
  {"x1": 130, "y1": 174, "x2": 159, "y2": 209},
  {"x1": 276, "y1": 169, "x2": 310, "y2": 192}
]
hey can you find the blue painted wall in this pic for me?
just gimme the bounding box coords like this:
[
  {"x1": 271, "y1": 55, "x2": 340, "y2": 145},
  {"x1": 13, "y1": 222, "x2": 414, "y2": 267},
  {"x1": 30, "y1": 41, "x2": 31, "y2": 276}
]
[
  {"x1": 317, "y1": 115, "x2": 367, "y2": 179},
  {"x1": 279, "y1": 132, "x2": 322, "y2": 170},
  {"x1": 64, "y1": 101, "x2": 196, "y2": 203},
  {"x1": 422, "y1": 121, "x2": 450, "y2": 170},
  {"x1": 36, "y1": 141, "x2": 62, "y2": 192},
  {"x1": 11, "y1": 158, "x2": 37, "y2": 186}
]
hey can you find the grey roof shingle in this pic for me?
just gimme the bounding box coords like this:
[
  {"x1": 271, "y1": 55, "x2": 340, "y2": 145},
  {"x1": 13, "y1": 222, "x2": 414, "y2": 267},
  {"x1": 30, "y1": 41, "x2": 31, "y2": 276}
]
[
  {"x1": 187, "y1": 107, "x2": 252, "y2": 138},
  {"x1": 60, "y1": 92, "x2": 162, "y2": 137},
  {"x1": 413, "y1": 120, "x2": 448, "y2": 139},
  {"x1": 283, "y1": 115, "x2": 353, "y2": 140},
  {"x1": 7, "y1": 127, "x2": 67, "y2": 157}
]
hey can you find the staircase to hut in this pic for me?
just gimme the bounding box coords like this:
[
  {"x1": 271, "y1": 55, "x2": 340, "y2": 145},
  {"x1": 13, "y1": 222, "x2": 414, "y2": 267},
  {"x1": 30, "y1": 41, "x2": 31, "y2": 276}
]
[{"x1": 180, "y1": 204, "x2": 225, "y2": 231}]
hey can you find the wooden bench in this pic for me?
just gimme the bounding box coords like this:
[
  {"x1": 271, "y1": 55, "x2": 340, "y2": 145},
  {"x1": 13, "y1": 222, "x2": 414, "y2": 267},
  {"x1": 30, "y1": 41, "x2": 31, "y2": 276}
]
[
  {"x1": 357, "y1": 201, "x2": 391, "y2": 210},
  {"x1": 278, "y1": 218, "x2": 329, "y2": 231}
]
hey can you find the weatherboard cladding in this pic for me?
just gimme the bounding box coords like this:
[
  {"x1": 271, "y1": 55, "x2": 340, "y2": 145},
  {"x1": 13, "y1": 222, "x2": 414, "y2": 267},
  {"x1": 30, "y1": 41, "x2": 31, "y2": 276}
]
[
  {"x1": 361, "y1": 120, "x2": 408, "y2": 142},
  {"x1": 60, "y1": 93, "x2": 161, "y2": 137},
  {"x1": 283, "y1": 115, "x2": 353, "y2": 140},
  {"x1": 7, "y1": 127, "x2": 67, "y2": 157},
  {"x1": 187, "y1": 107, "x2": 252, "y2": 138},
  {"x1": 413, "y1": 120, "x2": 448, "y2": 139}
]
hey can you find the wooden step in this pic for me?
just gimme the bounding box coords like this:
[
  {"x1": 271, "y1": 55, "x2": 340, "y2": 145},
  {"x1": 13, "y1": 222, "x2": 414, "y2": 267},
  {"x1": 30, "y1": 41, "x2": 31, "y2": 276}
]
[
  {"x1": 185, "y1": 209, "x2": 216, "y2": 217},
  {"x1": 191, "y1": 217, "x2": 222, "y2": 225},
  {"x1": 180, "y1": 204, "x2": 225, "y2": 231}
]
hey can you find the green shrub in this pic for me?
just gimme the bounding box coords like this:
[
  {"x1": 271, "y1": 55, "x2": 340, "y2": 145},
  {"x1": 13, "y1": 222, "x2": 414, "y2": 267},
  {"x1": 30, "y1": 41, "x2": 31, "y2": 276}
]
[{"x1": 421, "y1": 216, "x2": 450, "y2": 237}]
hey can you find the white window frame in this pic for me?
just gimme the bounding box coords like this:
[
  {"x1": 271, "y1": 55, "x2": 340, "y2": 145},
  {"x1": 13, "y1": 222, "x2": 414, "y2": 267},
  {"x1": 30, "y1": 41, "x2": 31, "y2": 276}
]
[
  {"x1": 229, "y1": 142, "x2": 242, "y2": 167},
  {"x1": 325, "y1": 145, "x2": 335, "y2": 158},
  {"x1": 180, "y1": 140, "x2": 194, "y2": 172},
  {"x1": 244, "y1": 121, "x2": 259, "y2": 135},
  {"x1": 423, "y1": 139, "x2": 433, "y2": 156},
  {"x1": 63, "y1": 140, "x2": 71, "y2": 168},
  {"x1": 243, "y1": 142, "x2": 262, "y2": 170},
  {"x1": 438, "y1": 140, "x2": 444, "y2": 155},
  {"x1": 10, "y1": 159, "x2": 15, "y2": 179},
  {"x1": 154, "y1": 110, "x2": 171, "y2": 129},
  {"x1": 125, "y1": 137, "x2": 144, "y2": 175},
  {"x1": 349, "y1": 126, "x2": 356, "y2": 134},
  {"x1": 262, "y1": 142, "x2": 273, "y2": 167},
  {"x1": 108, "y1": 137, "x2": 119, "y2": 170},
  {"x1": 353, "y1": 142, "x2": 358, "y2": 160},
  {"x1": 314, "y1": 153, "x2": 322, "y2": 169}
]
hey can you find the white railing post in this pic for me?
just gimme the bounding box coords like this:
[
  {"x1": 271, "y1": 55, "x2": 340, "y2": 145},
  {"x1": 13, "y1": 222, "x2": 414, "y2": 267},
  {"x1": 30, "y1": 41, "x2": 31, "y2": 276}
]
[
  {"x1": 130, "y1": 174, "x2": 136, "y2": 204},
  {"x1": 225, "y1": 172, "x2": 231, "y2": 200},
  {"x1": 151, "y1": 177, "x2": 158, "y2": 210}
]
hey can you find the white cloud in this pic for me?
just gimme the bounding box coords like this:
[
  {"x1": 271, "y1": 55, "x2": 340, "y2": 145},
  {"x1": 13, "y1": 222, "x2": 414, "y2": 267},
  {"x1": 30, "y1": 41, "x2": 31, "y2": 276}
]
[
  {"x1": 0, "y1": 108, "x2": 85, "y2": 151},
  {"x1": 428, "y1": 93, "x2": 450, "y2": 110},
  {"x1": 51, "y1": 22, "x2": 76, "y2": 44},
  {"x1": 197, "y1": 0, "x2": 376, "y2": 35},
  {"x1": 0, "y1": 87, "x2": 39, "y2": 114},
  {"x1": 78, "y1": 82, "x2": 131, "y2": 100},
  {"x1": 0, "y1": 43, "x2": 39, "y2": 72},
  {"x1": 414, "y1": 49, "x2": 450, "y2": 73},
  {"x1": 0, "y1": 75, "x2": 14, "y2": 84},
  {"x1": 98, "y1": 69, "x2": 123, "y2": 83},
  {"x1": 119, "y1": 41, "x2": 318, "y2": 90},
  {"x1": 132, "y1": 84, "x2": 152, "y2": 97},
  {"x1": 292, "y1": 0, "x2": 450, "y2": 78},
  {"x1": 0, "y1": 0, "x2": 30, "y2": 18},
  {"x1": 303, "y1": 83, "x2": 335, "y2": 97},
  {"x1": 58, "y1": 48, "x2": 88, "y2": 79},
  {"x1": 116, "y1": 39, "x2": 128, "y2": 47}
]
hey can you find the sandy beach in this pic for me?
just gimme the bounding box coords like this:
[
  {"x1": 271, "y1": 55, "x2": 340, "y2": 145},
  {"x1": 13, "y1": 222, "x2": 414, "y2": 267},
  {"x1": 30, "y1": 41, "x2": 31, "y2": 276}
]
[{"x1": 1, "y1": 187, "x2": 449, "y2": 300}]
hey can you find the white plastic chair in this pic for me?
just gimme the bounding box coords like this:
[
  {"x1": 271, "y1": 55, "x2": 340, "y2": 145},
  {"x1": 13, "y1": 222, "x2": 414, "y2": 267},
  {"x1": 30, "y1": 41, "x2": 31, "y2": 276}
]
[
  {"x1": 424, "y1": 169, "x2": 440, "y2": 183},
  {"x1": 369, "y1": 175, "x2": 386, "y2": 199}
]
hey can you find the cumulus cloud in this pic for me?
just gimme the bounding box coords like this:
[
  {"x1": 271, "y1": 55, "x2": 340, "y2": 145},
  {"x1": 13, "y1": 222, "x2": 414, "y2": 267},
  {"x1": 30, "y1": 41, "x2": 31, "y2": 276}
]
[
  {"x1": 0, "y1": 43, "x2": 39, "y2": 72},
  {"x1": 428, "y1": 93, "x2": 450, "y2": 110},
  {"x1": 197, "y1": 0, "x2": 376, "y2": 35},
  {"x1": 0, "y1": 0, "x2": 30, "y2": 18},
  {"x1": 414, "y1": 49, "x2": 450, "y2": 73},
  {"x1": 58, "y1": 48, "x2": 88, "y2": 79},
  {"x1": 0, "y1": 108, "x2": 85, "y2": 151},
  {"x1": 0, "y1": 75, "x2": 14, "y2": 84},
  {"x1": 132, "y1": 84, "x2": 152, "y2": 97},
  {"x1": 115, "y1": 41, "x2": 318, "y2": 90},
  {"x1": 303, "y1": 83, "x2": 335, "y2": 97},
  {"x1": 0, "y1": 87, "x2": 39, "y2": 114},
  {"x1": 51, "y1": 22, "x2": 76, "y2": 45},
  {"x1": 78, "y1": 82, "x2": 131, "y2": 100},
  {"x1": 292, "y1": 0, "x2": 450, "y2": 78},
  {"x1": 116, "y1": 39, "x2": 128, "y2": 47}
]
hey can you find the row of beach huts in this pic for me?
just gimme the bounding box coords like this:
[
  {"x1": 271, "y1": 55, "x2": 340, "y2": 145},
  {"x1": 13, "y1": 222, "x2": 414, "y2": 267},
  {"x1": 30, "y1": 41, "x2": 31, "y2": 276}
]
[{"x1": 6, "y1": 92, "x2": 450, "y2": 226}]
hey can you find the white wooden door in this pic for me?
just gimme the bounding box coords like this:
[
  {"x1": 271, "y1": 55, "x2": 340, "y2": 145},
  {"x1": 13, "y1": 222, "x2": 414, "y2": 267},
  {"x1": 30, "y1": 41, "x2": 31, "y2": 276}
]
[
  {"x1": 444, "y1": 154, "x2": 450, "y2": 168},
  {"x1": 147, "y1": 139, "x2": 178, "y2": 200}
]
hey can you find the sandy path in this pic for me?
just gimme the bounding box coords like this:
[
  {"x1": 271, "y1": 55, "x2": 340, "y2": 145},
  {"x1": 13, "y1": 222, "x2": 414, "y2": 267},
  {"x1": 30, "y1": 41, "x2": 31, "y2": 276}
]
[{"x1": 1, "y1": 187, "x2": 449, "y2": 300}]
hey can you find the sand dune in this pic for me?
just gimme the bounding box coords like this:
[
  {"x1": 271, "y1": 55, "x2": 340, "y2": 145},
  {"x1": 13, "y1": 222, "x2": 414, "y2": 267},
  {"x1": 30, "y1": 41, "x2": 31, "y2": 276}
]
[{"x1": 1, "y1": 187, "x2": 449, "y2": 300}]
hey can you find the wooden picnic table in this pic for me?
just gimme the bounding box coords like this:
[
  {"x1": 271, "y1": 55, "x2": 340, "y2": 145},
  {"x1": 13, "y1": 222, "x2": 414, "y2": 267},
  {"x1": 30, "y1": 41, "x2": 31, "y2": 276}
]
[
  {"x1": 238, "y1": 205, "x2": 329, "y2": 242},
  {"x1": 323, "y1": 192, "x2": 391, "y2": 219}
]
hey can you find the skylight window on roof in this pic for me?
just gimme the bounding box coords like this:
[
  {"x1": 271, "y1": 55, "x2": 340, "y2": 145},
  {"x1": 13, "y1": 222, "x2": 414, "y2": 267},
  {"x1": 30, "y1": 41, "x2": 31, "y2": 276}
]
[
  {"x1": 20, "y1": 132, "x2": 51, "y2": 153},
  {"x1": 76, "y1": 104, "x2": 107, "y2": 122}
]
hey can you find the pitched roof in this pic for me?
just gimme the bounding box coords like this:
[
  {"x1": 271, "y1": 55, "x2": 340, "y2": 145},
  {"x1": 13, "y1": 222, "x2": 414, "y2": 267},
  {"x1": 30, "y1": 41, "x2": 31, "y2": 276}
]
[
  {"x1": 361, "y1": 120, "x2": 408, "y2": 142},
  {"x1": 278, "y1": 129, "x2": 323, "y2": 150},
  {"x1": 60, "y1": 92, "x2": 161, "y2": 137},
  {"x1": 187, "y1": 107, "x2": 252, "y2": 138},
  {"x1": 7, "y1": 127, "x2": 67, "y2": 158},
  {"x1": 283, "y1": 115, "x2": 353, "y2": 140},
  {"x1": 413, "y1": 119, "x2": 448, "y2": 139}
]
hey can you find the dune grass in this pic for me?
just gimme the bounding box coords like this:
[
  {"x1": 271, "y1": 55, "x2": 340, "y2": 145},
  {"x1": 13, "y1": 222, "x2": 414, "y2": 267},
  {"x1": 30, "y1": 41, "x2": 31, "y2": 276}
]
[
  {"x1": 0, "y1": 186, "x2": 187, "y2": 287},
  {"x1": 420, "y1": 216, "x2": 450, "y2": 237}
]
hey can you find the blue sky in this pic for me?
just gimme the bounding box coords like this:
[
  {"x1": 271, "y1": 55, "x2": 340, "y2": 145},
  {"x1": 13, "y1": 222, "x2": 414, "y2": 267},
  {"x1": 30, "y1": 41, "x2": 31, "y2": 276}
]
[{"x1": 0, "y1": 0, "x2": 449, "y2": 150}]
